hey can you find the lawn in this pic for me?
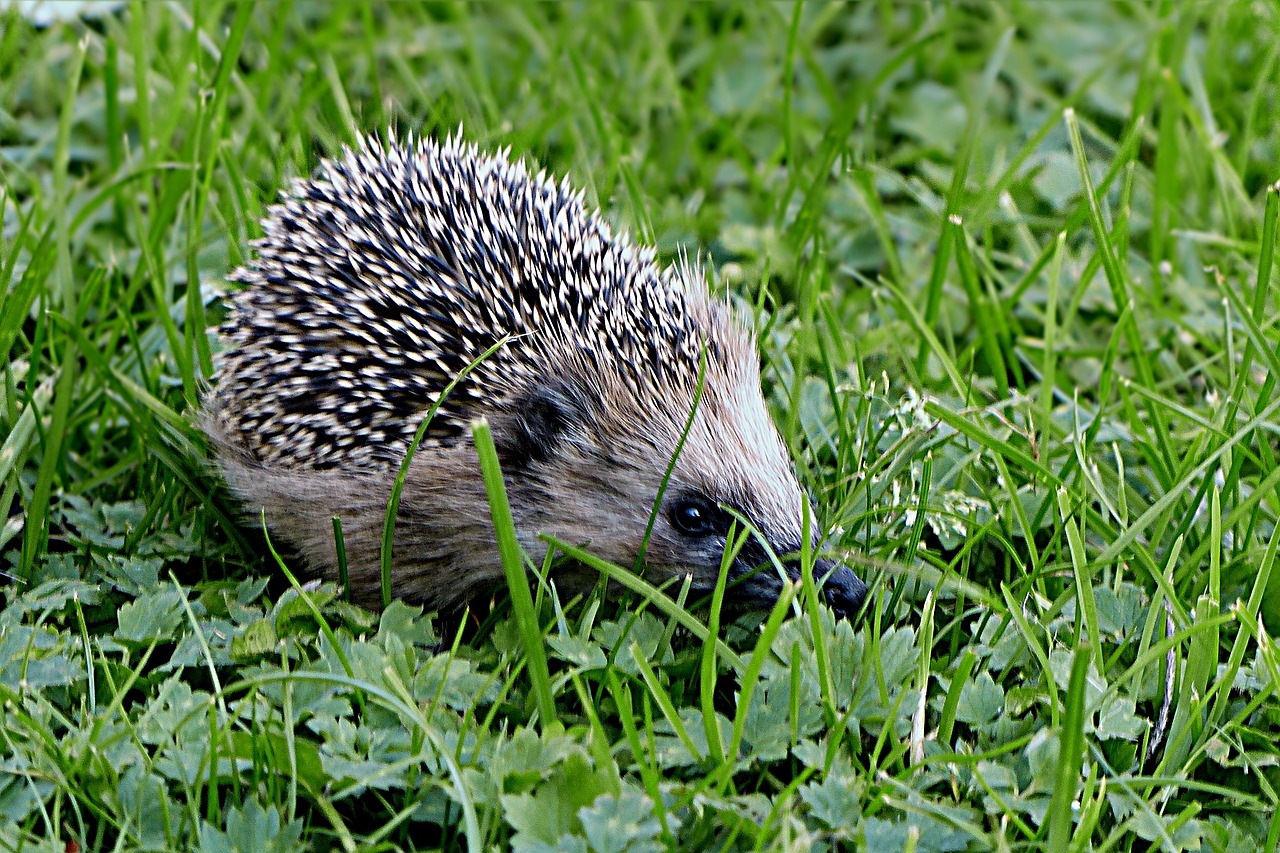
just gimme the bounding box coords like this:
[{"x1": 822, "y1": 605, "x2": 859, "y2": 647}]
[{"x1": 2, "y1": 1, "x2": 1278, "y2": 850}]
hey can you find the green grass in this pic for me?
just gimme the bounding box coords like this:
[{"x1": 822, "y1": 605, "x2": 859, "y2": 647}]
[{"x1": 2, "y1": 1, "x2": 1279, "y2": 850}]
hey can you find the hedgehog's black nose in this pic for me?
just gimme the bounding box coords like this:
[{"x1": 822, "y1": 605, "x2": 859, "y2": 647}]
[{"x1": 813, "y1": 558, "x2": 868, "y2": 619}]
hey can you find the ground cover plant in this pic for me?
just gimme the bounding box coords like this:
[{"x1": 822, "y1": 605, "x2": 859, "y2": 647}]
[{"x1": 3, "y1": 1, "x2": 1279, "y2": 850}]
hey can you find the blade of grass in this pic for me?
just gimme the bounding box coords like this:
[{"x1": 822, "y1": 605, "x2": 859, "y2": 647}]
[
  {"x1": 699, "y1": 524, "x2": 747, "y2": 768},
  {"x1": 937, "y1": 651, "x2": 977, "y2": 749},
  {"x1": 1065, "y1": 107, "x2": 1176, "y2": 486},
  {"x1": 1046, "y1": 645, "x2": 1089, "y2": 853},
  {"x1": 1058, "y1": 488, "x2": 1104, "y2": 674},
  {"x1": 19, "y1": 36, "x2": 86, "y2": 582},
  {"x1": 472, "y1": 418, "x2": 557, "y2": 729},
  {"x1": 951, "y1": 215, "x2": 1009, "y2": 398}
]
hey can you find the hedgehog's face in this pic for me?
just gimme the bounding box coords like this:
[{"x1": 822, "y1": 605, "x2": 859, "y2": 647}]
[
  {"x1": 495, "y1": 373, "x2": 867, "y2": 618},
  {"x1": 652, "y1": 488, "x2": 869, "y2": 619},
  {"x1": 641, "y1": 396, "x2": 868, "y2": 619}
]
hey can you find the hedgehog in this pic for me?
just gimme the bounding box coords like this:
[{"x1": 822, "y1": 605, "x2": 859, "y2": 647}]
[{"x1": 202, "y1": 134, "x2": 868, "y2": 618}]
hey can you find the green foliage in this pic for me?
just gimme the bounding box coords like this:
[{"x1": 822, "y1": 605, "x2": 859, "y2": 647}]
[{"x1": 3, "y1": 0, "x2": 1280, "y2": 849}]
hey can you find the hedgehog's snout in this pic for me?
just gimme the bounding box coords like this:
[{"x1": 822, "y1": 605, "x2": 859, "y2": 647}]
[
  {"x1": 725, "y1": 547, "x2": 867, "y2": 618},
  {"x1": 811, "y1": 558, "x2": 868, "y2": 619}
]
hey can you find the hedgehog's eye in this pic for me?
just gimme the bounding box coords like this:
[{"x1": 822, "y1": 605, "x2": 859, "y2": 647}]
[{"x1": 669, "y1": 496, "x2": 732, "y2": 538}]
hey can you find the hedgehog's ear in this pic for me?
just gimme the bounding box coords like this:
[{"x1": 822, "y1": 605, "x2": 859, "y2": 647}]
[{"x1": 499, "y1": 382, "x2": 587, "y2": 468}]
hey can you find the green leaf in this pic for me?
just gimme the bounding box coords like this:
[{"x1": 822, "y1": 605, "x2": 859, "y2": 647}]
[
  {"x1": 547, "y1": 634, "x2": 609, "y2": 671},
  {"x1": 800, "y1": 773, "x2": 863, "y2": 830},
  {"x1": 578, "y1": 788, "x2": 667, "y2": 853},
  {"x1": 502, "y1": 752, "x2": 615, "y2": 848},
  {"x1": 273, "y1": 587, "x2": 336, "y2": 636},
  {"x1": 0, "y1": 762, "x2": 52, "y2": 825},
  {"x1": 116, "y1": 765, "x2": 178, "y2": 849},
  {"x1": 115, "y1": 587, "x2": 186, "y2": 646},
  {"x1": 377, "y1": 599, "x2": 437, "y2": 648},
  {"x1": 954, "y1": 671, "x2": 1004, "y2": 728},
  {"x1": 198, "y1": 800, "x2": 305, "y2": 853},
  {"x1": 230, "y1": 617, "x2": 278, "y2": 660}
]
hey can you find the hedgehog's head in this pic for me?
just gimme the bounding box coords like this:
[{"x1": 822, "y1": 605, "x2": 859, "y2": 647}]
[{"x1": 488, "y1": 267, "x2": 868, "y2": 619}]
